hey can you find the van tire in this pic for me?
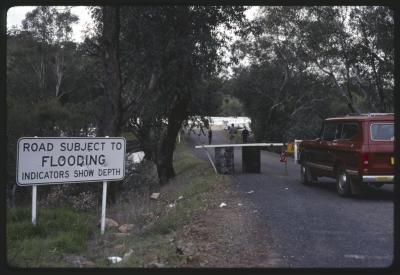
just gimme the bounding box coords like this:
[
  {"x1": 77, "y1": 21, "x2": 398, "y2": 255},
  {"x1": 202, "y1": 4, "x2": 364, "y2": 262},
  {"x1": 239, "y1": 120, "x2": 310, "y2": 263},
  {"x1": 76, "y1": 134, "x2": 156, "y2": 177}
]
[
  {"x1": 336, "y1": 167, "x2": 352, "y2": 197},
  {"x1": 300, "y1": 164, "x2": 317, "y2": 185}
]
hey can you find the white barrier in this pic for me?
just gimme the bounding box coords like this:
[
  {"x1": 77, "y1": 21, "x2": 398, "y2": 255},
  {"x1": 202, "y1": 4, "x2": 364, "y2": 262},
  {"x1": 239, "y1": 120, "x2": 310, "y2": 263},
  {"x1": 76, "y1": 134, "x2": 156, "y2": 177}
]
[
  {"x1": 294, "y1": 139, "x2": 302, "y2": 163},
  {"x1": 195, "y1": 143, "x2": 283, "y2": 148},
  {"x1": 208, "y1": 116, "x2": 251, "y2": 127}
]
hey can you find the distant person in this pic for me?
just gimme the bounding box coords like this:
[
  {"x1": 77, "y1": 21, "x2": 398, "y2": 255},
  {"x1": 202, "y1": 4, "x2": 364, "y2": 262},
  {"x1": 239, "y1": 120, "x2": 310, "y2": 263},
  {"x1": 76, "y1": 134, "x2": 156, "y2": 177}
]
[
  {"x1": 229, "y1": 123, "x2": 235, "y2": 141},
  {"x1": 208, "y1": 128, "x2": 213, "y2": 145},
  {"x1": 242, "y1": 126, "x2": 249, "y2": 143}
]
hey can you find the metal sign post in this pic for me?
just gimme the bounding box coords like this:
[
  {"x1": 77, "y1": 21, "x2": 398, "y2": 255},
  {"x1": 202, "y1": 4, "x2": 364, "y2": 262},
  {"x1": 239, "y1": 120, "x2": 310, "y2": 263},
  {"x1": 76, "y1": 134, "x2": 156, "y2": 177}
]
[
  {"x1": 101, "y1": 136, "x2": 109, "y2": 235},
  {"x1": 32, "y1": 185, "x2": 37, "y2": 226},
  {"x1": 32, "y1": 136, "x2": 38, "y2": 226},
  {"x1": 101, "y1": 181, "x2": 108, "y2": 235}
]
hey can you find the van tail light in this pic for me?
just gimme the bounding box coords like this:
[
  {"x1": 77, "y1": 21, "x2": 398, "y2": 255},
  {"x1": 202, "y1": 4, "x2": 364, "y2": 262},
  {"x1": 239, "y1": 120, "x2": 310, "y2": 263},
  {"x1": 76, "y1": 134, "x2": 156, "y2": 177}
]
[{"x1": 362, "y1": 153, "x2": 369, "y2": 171}]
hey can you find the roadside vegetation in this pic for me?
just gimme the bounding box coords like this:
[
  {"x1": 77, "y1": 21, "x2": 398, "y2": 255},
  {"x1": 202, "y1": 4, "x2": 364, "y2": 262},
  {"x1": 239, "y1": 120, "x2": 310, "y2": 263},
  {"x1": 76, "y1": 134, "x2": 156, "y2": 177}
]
[
  {"x1": 7, "y1": 140, "x2": 229, "y2": 267},
  {"x1": 7, "y1": 208, "x2": 97, "y2": 267}
]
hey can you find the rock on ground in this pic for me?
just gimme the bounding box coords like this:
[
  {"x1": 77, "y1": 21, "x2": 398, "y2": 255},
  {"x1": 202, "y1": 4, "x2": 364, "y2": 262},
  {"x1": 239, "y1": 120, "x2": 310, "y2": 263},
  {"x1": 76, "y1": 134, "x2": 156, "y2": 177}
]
[
  {"x1": 118, "y1": 224, "x2": 135, "y2": 233},
  {"x1": 98, "y1": 217, "x2": 119, "y2": 228}
]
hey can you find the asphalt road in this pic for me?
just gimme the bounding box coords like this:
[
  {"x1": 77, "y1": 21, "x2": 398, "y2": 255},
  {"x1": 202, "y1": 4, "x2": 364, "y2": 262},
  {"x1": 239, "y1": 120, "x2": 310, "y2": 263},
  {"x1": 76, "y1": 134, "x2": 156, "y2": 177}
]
[{"x1": 186, "y1": 126, "x2": 394, "y2": 268}]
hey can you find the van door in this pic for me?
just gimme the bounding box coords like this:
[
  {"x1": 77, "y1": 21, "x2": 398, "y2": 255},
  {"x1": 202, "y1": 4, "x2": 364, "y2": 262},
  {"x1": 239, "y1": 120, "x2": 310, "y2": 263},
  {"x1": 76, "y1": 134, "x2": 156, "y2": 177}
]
[
  {"x1": 333, "y1": 122, "x2": 361, "y2": 175},
  {"x1": 313, "y1": 121, "x2": 338, "y2": 176}
]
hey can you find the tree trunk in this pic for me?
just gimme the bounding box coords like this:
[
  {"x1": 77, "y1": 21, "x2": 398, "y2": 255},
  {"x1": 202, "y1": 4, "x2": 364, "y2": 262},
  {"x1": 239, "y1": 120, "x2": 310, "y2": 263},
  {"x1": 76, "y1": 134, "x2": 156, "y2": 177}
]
[
  {"x1": 139, "y1": 124, "x2": 157, "y2": 162},
  {"x1": 101, "y1": 6, "x2": 123, "y2": 137},
  {"x1": 101, "y1": 6, "x2": 123, "y2": 203},
  {"x1": 157, "y1": 96, "x2": 190, "y2": 185},
  {"x1": 370, "y1": 54, "x2": 386, "y2": 112},
  {"x1": 157, "y1": 122, "x2": 180, "y2": 184},
  {"x1": 55, "y1": 50, "x2": 64, "y2": 98},
  {"x1": 40, "y1": 55, "x2": 46, "y2": 99}
]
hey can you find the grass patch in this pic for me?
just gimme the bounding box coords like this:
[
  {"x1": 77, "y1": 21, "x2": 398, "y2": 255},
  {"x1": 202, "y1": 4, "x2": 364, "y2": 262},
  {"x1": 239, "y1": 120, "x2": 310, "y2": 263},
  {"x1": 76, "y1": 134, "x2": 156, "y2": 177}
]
[
  {"x1": 7, "y1": 207, "x2": 96, "y2": 267},
  {"x1": 173, "y1": 142, "x2": 205, "y2": 176},
  {"x1": 116, "y1": 140, "x2": 228, "y2": 267}
]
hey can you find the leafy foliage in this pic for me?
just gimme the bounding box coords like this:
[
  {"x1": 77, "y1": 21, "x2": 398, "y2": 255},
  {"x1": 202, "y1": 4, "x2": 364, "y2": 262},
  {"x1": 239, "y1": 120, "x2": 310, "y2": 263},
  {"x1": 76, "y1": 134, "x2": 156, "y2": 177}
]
[
  {"x1": 111, "y1": 6, "x2": 247, "y2": 182},
  {"x1": 229, "y1": 6, "x2": 394, "y2": 142},
  {"x1": 218, "y1": 95, "x2": 244, "y2": 117},
  {"x1": 7, "y1": 7, "x2": 102, "y2": 203}
]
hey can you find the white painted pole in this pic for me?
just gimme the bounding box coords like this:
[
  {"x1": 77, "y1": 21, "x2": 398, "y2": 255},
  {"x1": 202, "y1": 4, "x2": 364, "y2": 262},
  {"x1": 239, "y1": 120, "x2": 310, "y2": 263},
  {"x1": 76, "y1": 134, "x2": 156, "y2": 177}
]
[
  {"x1": 100, "y1": 135, "x2": 110, "y2": 234},
  {"x1": 101, "y1": 181, "x2": 108, "y2": 235},
  {"x1": 294, "y1": 140, "x2": 302, "y2": 163},
  {"x1": 32, "y1": 135, "x2": 38, "y2": 226},
  {"x1": 32, "y1": 185, "x2": 37, "y2": 226},
  {"x1": 202, "y1": 146, "x2": 218, "y2": 175}
]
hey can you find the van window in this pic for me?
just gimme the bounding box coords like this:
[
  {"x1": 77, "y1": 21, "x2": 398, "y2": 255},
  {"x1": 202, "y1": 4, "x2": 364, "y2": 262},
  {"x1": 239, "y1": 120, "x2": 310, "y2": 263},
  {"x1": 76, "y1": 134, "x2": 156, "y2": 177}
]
[
  {"x1": 341, "y1": 123, "x2": 358, "y2": 140},
  {"x1": 370, "y1": 123, "x2": 394, "y2": 141},
  {"x1": 334, "y1": 124, "x2": 343, "y2": 140},
  {"x1": 322, "y1": 123, "x2": 337, "y2": 141}
]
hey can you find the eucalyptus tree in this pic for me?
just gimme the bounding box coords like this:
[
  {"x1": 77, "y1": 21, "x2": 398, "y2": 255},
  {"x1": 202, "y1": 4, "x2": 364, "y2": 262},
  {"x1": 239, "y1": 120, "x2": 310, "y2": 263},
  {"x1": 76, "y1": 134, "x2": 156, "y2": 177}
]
[
  {"x1": 90, "y1": 6, "x2": 246, "y2": 183},
  {"x1": 7, "y1": 7, "x2": 101, "y2": 205},
  {"x1": 349, "y1": 6, "x2": 394, "y2": 112},
  {"x1": 230, "y1": 6, "x2": 338, "y2": 141},
  {"x1": 248, "y1": 6, "x2": 362, "y2": 113},
  {"x1": 230, "y1": 6, "x2": 394, "y2": 142},
  {"x1": 256, "y1": 6, "x2": 394, "y2": 113},
  {"x1": 132, "y1": 6, "x2": 246, "y2": 183},
  {"x1": 22, "y1": 6, "x2": 79, "y2": 99}
]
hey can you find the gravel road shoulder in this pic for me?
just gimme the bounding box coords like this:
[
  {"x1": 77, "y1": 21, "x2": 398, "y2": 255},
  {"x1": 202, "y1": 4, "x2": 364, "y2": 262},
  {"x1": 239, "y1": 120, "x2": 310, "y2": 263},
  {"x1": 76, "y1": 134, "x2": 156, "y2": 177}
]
[{"x1": 179, "y1": 175, "x2": 285, "y2": 267}]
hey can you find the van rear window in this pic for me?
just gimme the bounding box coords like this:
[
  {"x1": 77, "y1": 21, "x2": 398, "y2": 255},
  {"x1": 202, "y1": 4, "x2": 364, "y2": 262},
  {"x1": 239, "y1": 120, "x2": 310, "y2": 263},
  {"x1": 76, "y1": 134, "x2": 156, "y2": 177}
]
[{"x1": 370, "y1": 123, "x2": 394, "y2": 141}]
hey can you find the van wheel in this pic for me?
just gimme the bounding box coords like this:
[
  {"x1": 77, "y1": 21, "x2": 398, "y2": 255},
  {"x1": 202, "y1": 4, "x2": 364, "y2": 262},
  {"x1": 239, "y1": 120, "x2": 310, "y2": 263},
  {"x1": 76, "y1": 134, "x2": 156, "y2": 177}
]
[
  {"x1": 300, "y1": 164, "x2": 317, "y2": 185},
  {"x1": 336, "y1": 167, "x2": 352, "y2": 196}
]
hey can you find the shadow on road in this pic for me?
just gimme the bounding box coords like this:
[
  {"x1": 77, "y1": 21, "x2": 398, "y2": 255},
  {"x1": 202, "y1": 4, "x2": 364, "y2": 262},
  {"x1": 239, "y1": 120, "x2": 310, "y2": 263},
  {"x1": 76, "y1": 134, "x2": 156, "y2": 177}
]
[
  {"x1": 353, "y1": 187, "x2": 394, "y2": 201},
  {"x1": 306, "y1": 178, "x2": 394, "y2": 201}
]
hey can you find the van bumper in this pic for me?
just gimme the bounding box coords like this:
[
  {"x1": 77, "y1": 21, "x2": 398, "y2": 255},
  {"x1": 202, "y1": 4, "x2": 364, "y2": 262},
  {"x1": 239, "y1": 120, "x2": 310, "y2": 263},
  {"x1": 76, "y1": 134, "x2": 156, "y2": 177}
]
[{"x1": 362, "y1": 175, "x2": 394, "y2": 183}]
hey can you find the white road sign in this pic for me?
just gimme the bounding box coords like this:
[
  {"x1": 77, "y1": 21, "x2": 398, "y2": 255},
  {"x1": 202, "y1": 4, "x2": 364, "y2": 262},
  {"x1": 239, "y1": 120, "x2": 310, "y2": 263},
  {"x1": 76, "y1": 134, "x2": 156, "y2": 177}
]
[{"x1": 16, "y1": 137, "x2": 126, "y2": 186}]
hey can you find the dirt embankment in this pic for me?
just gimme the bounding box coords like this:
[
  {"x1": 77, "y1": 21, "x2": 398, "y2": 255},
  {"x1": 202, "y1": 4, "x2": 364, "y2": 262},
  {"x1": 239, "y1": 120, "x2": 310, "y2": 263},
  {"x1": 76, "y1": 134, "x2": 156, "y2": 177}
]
[
  {"x1": 178, "y1": 176, "x2": 283, "y2": 267},
  {"x1": 59, "y1": 139, "x2": 284, "y2": 268}
]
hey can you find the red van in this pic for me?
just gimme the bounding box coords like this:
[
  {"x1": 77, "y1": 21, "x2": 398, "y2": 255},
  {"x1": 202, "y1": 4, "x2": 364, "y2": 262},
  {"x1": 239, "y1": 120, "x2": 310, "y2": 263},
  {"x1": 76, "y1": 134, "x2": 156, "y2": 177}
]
[{"x1": 298, "y1": 113, "x2": 394, "y2": 196}]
